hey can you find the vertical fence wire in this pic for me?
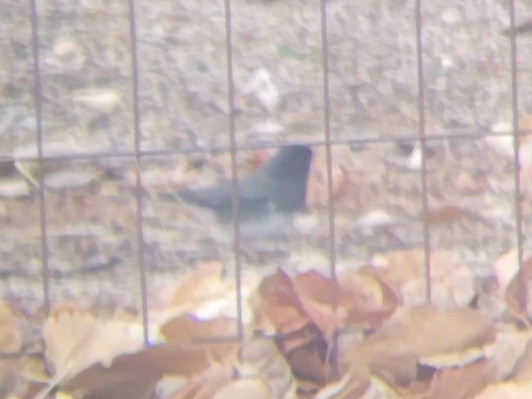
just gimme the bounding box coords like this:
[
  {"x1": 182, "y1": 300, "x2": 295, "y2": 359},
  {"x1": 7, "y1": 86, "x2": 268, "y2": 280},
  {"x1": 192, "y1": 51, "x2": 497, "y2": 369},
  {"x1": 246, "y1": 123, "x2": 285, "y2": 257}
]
[
  {"x1": 414, "y1": 0, "x2": 432, "y2": 303},
  {"x1": 224, "y1": 0, "x2": 245, "y2": 344},
  {"x1": 508, "y1": 0, "x2": 526, "y2": 311},
  {"x1": 128, "y1": 0, "x2": 150, "y2": 346},
  {"x1": 29, "y1": 0, "x2": 51, "y2": 315},
  {"x1": 319, "y1": 0, "x2": 339, "y2": 377}
]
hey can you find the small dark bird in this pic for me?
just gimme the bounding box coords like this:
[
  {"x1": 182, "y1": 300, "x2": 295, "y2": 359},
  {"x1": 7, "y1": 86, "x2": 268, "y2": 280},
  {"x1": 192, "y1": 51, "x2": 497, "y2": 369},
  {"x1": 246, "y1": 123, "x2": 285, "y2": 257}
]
[
  {"x1": 502, "y1": 19, "x2": 532, "y2": 37},
  {"x1": 179, "y1": 145, "x2": 312, "y2": 240}
]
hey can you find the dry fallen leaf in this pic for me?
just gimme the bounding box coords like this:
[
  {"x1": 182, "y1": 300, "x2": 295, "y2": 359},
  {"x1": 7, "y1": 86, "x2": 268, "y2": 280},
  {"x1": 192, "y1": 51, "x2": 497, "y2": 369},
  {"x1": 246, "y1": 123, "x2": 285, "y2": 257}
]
[
  {"x1": 474, "y1": 381, "x2": 532, "y2": 399},
  {"x1": 426, "y1": 360, "x2": 488, "y2": 399},
  {"x1": 0, "y1": 302, "x2": 22, "y2": 353},
  {"x1": 292, "y1": 270, "x2": 346, "y2": 340},
  {"x1": 371, "y1": 248, "x2": 476, "y2": 307},
  {"x1": 339, "y1": 268, "x2": 398, "y2": 327},
  {"x1": 160, "y1": 314, "x2": 239, "y2": 342},
  {"x1": 73, "y1": 89, "x2": 121, "y2": 112},
  {"x1": 165, "y1": 341, "x2": 294, "y2": 399},
  {"x1": 62, "y1": 342, "x2": 231, "y2": 399},
  {"x1": 306, "y1": 145, "x2": 350, "y2": 209},
  {"x1": 39, "y1": 308, "x2": 144, "y2": 399},
  {"x1": 213, "y1": 378, "x2": 274, "y2": 399},
  {"x1": 251, "y1": 268, "x2": 311, "y2": 336},
  {"x1": 494, "y1": 248, "x2": 520, "y2": 291},
  {"x1": 508, "y1": 336, "x2": 532, "y2": 382},
  {"x1": 313, "y1": 372, "x2": 369, "y2": 399},
  {"x1": 502, "y1": 254, "x2": 532, "y2": 322},
  {"x1": 345, "y1": 305, "x2": 494, "y2": 387},
  {"x1": 153, "y1": 262, "x2": 237, "y2": 324},
  {"x1": 241, "y1": 341, "x2": 297, "y2": 399},
  {"x1": 426, "y1": 205, "x2": 482, "y2": 225},
  {"x1": 168, "y1": 363, "x2": 234, "y2": 399},
  {"x1": 0, "y1": 302, "x2": 22, "y2": 398}
]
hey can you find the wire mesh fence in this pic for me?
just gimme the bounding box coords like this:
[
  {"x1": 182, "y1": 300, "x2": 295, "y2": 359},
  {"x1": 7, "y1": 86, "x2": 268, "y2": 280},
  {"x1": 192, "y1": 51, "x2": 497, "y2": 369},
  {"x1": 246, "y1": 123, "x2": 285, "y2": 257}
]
[{"x1": 0, "y1": 0, "x2": 531, "y2": 395}]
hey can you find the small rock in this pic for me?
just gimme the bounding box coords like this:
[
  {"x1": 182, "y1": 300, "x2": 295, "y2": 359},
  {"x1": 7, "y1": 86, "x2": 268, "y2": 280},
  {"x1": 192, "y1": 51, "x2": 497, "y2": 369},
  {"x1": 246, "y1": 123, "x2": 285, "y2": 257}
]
[{"x1": 441, "y1": 8, "x2": 462, "y2": 25}]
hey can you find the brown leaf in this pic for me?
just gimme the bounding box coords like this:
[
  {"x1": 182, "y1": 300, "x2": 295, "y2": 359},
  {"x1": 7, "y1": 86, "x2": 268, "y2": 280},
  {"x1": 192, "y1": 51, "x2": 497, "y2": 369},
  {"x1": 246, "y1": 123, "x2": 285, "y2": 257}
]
[
  {"x1": 487, "y1": 327, "x2": 531, "y2": 381},
  {"x1": 474, "y1": 381, "x2": 532, "y2": 399},
  {"x1": 252, "y1": 269, "x2": 311, "y2": 335},
  {"x1": 293, "y1": 270, "x2": 345, "y2": 339},
  {"x1": 0, "y1": 359, "x2": 20, "y2": 399},
  {"x1": 509, "y1": 336, "x2": 532, "y2": 382},
  {"x1": 339, "y1": 269, "x2": 398, "y2": 327},
  {"x1": 494, "y1": 249, "x2": 520, "y2": 291},
  {"x1": 503, "y1": 254, "x2": 532, "y2": 322},
  {"x1": 213, "y1": 378, "x2": 274, "y2": 399},
  {"x1": 312, "y1": 372, "x2": 370, "y2": 399},
  {"x1": 426, "y1": 360, "x2": 488, "y2": 399},
  {"x1": 371, "y1": 249, "x2": 476, "y2": 307},
  {"x1": 241, "y1": 341, "x2": 297, "y2": 399},
  {"x1": 306, "y1": 145, "x2": 351, "y2": 208},
  {"x1": 426, "y1": 205, "x2": 482, "y2": 225},
  {"x1": 65, "y1": 342, "x2": 237, "y2": 399},
  {"x1": 168, "y1": 341, "x2": 295, "y2": 399},
  {"x1": 0, "y1": 302, "x2": 23, "y2": 398},
  {"x1": 160, "y1": 314, "x2": 238, "y2": 342},
  {"x1": 345, "y1": 305, "x2": 494, "y2": 386},
  {"x1": 168, "y1": 363, "x2": 233, "y2": 399},
  {"x1": 41, "y1": 307, "x2": 144, "y2": 398},
  {"x1": 280, "y1": 325, "x2": 329, "y2": 385},
  {"x1": 0, "y1": 301, "x2": 22, "y2": 353}
]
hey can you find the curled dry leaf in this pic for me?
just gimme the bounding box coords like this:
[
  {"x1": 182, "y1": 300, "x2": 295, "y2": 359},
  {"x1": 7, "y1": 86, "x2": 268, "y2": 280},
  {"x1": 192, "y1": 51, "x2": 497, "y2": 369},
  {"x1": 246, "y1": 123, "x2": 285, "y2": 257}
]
[
  {"x1": 241, "y1": 341, "x2": 297, "y2": 399},
  {"x1": 167, "y1": 341, "x2": 294, "y2": 399},
  {"x1": 426, "y1": 205, "x2": 482, "y2": 225},
  {"x1": 243, "y1": 68, "x2": 280, "y2": 114},
  {"x1": 339, "y1": 269, "x2": 398, "y2": 328},
  {"x1": 509, "y1": 337, "x2": 532, "y2": 382},
  {"x1": 0, "y1": 302, "x2": 21, "y2": 353},
  {"x1": 42, "y1": 309, "x2": 144, "y2": 387},
  {"x1": 474, "y1": 381, "x2": 532, "y2": 399},
  {"x1": 313, "y1": 372, "x2": 369, "y2": 399},
  {"x1": 426, "y1": 360, "x2": 488, "y2": 399},
  {"x1": 292, "y1": 270, "x2": 346, "y2": 340},
  {"x1": 255, "y1": 267, "x2": 395, "y2": 338},
  {"x1": 251, "y1": 268, "x2": 311, "y2": 336},
  {"x1": 0, "y1": 301, "x2": 22, "y2": 398},
  {"x1": 64, "y1": 342, "x2": 230, "y2": 399},
  {"x1": 251, "y1": 270, "x2": 332, "y2": 385},
  {"x1": 494, "y1": 248, "x2": 520, "y2": 291},
  {"x1": 487, "y1": 327, "x2": 531, "y2": 381},
  {"x1": 0, "y1": 178, "x2": 30, "y2": 198},
  {"x1": 345, "y1": 305, "x2": 494, "y2": 387},
  {"x1": 73, "y1": 89, "x2": 121, "y2": 112},
  {"x1": 153, "y1": 262, "x2": 237, "y2": 325},
  {"x1": 502, "y1": 254, "x2": 532, "y2": 322},
  {"x1": 43, "y1": 170, "x2": 100, "y2": 190},
  {"x1": 13, "y1": 141, "x2": 85, "y2": 186},
  {"x1": 160, "y1": 314, "x2": 238, "y2": 343},
  {"x1": 168, "y1": 363, "x2": 233, "y2": 399},
  {"x1": 306, "y1": 146, "x2": 350, "y2": 209},
  {"x1": 371, "y1": 249, "x2": 476, "y2": 307},
  {"x1": 213, "y1": 378, "x2": 274, "y2": 399}
]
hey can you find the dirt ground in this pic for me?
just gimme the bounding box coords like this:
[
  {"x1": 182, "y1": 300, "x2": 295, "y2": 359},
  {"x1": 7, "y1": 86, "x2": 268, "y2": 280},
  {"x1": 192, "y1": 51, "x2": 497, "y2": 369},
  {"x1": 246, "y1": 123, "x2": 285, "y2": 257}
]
[{"x1": 0, "y1": 0, "x2": 531, "y2": 314}]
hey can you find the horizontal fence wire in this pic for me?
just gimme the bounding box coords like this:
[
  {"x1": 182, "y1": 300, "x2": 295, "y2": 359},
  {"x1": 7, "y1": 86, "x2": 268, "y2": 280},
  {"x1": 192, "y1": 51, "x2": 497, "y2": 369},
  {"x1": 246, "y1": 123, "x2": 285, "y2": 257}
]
[{"x1": 2, "y1": 128, "x2": 532, "y2": 165}]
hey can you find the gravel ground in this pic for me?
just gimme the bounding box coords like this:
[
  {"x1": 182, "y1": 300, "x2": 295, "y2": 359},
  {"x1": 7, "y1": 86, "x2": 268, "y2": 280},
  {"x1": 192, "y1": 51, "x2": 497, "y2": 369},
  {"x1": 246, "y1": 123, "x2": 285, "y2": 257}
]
[{"x1": 0, "y1": 0, "x2": 531, "y2": 314}]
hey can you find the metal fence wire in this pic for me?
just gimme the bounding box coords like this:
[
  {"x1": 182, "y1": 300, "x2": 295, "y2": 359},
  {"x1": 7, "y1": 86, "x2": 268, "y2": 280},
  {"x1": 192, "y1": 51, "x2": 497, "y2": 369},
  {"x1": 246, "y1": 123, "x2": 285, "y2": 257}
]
[{"x1": 0, "y1": 0, "x2": 530, "y2": 380}]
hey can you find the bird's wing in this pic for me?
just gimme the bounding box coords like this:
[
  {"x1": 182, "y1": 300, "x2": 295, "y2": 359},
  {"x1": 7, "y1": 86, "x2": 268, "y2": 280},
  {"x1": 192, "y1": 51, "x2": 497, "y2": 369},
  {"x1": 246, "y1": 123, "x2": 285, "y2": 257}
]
[{"x1": 178, "y1": 177, "x2": 272, "y2": 219}]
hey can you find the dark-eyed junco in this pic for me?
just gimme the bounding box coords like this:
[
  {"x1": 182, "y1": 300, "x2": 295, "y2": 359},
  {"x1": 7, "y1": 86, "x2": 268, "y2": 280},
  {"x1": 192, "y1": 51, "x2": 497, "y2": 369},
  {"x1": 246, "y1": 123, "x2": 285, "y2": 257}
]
[
  {"x1": 179, "y1": 145, "x2": 312, "y2": 242},
  {"x1": 502, "y1": 19, "x2": 532, "y2": 36}
]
